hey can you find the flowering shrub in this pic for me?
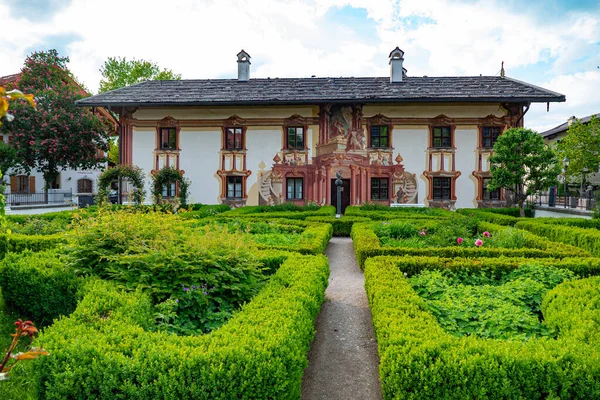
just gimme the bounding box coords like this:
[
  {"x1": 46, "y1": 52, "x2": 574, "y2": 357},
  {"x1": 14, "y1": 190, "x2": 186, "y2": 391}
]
[{"x1": 65, "y1": 210, "x2": 268, "y2": 334}]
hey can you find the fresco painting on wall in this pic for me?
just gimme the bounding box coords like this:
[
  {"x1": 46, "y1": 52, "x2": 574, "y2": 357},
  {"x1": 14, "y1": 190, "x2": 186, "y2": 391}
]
[
  {"x1": 393, "y1": 171, "x2": 418, "y2": 204},
  {"x1": 329, "y1": 105, "x2": 352, "y2": 139}
]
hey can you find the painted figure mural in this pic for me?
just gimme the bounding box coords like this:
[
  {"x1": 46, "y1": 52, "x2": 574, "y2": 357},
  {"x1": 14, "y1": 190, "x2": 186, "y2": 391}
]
[{"x1": 329, "y1": 105, "x2": 353, "y2": 139}]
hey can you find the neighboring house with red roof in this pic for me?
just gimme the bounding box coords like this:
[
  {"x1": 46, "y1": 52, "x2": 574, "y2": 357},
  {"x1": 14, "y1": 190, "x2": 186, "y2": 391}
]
[
  {"x1": 76, "y1": 48, "x2": 565, "y2": 210},
  {"x1": 0, "y1": 73, "x2": 117, "y2": 208}
]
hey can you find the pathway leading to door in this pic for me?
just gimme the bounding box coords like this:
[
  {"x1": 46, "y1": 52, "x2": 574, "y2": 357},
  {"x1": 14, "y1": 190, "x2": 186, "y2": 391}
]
[{"x1": 301, "y1": 237, "x2": 382, "y2": 400}]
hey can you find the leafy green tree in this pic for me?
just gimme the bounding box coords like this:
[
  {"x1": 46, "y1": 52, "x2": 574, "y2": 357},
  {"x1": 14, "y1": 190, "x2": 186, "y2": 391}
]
[
  {"x1": 99, "y1": 57, "x2": 181, "y2": 93},
  {"x1": 488, "y1": 127, "x2": 561, "y2": 217},
  {"x1": 107, "y1": 137, "x2": 119, "y2": 166},
  {"x1": 0, "y1": 142, "x2": 17, "y2": 183},
  {"x1": 0, "y1": 50, "x2": 111, "y2": 196},
  {"x1": 556, "y1": 115, "x2": 600, "y2": 192}
]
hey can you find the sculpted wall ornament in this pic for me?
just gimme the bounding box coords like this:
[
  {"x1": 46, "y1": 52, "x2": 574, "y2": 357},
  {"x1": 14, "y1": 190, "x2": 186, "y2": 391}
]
[
  {"x1": 224, "y1": 115, "x2": 247, "y2": 126},
  {"x1": 157, "y1": 116, "x2": 178, "y2": 127}
]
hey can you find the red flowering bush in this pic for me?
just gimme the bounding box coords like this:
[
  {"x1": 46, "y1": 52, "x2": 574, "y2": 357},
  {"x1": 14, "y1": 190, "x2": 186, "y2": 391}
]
[{"x1": 0, "y1": 319, "x2": 48, "y2": 381}]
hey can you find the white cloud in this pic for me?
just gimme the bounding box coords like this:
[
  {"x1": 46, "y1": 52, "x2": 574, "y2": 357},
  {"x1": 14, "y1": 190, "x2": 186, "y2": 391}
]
[
  {"x1": 0, "y1": 0, "x2": 598, "y2": 132},
  {"x1": 527, "y1": 70, "x2": 600, "y2": 132}
]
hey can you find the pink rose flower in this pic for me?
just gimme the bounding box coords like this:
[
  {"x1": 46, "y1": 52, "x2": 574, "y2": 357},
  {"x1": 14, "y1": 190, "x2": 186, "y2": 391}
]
[
  {"x1": 483, "y1": 231, "x2": 491, "y2": 237},
  {"x1": 457, "y1": 237, "x2": 463, "y2": 245},
  {"x1": 475, "y1": 239, "x2": 483, "y2": 247}
]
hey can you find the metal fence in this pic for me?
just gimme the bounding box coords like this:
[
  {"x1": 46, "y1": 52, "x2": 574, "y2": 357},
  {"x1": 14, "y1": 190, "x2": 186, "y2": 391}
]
[
  {"x1": 528, "y1": 192, "x2": 597, "y2": 211},
  {"x1": 5, "y1": 189, "x2": 73, "y2": 206}
]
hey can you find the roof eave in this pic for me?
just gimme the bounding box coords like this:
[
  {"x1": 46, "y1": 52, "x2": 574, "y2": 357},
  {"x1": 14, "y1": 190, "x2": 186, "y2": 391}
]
[{"x1": 75, "y1": 95, "x2": 565, "y2": 108}]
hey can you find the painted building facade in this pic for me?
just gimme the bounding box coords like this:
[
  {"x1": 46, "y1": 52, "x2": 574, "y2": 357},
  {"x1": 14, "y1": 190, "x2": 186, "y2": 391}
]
[{"x1": 78, "y1": 49, "x2": 565, "y2": 210}]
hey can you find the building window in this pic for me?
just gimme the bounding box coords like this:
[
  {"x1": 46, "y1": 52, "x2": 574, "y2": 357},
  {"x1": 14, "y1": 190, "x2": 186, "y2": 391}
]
[
  {"x1": 160, "y1": 127, "x2": 177, "y2": 150},
  {"x1": 286, "y1": 127, "x2": 305, "y2": 149},
  {"x1": 432, "y1": 127, "x2": 451, "y2": 148},
  {"x1": 226, "y1": 176, "x2": 243, "y2": 198},
  {"x1": 162, "y1": 182, "x2": 176, "y2": 198},
  {"x1": 286, "y1": 177, "x2": 303, "y2": 200},
  {"x1": 433, "y1": 177, "x2": 451, "y2": 200},
  {"x1": 77, "y1": 178, "x2": 93, "y2": 194},
  {"x1": 225, "y1": 127, "x2": 244, "y2": 150},
  {"x1": 481, "y1": 126, "x2": 502, "y2": 148},
  {"x1": 371, "y1": 177, "x2": 389, "y2": 200},
  {"x1": 370, "y1": 126, "x2": 389, "y2": 148},
  {"x1": 482, "y1": 178, "x2": 500, "y2": 200},
  {"x1": 16, "y1": 175, "x2": 29, "y2": 193}
]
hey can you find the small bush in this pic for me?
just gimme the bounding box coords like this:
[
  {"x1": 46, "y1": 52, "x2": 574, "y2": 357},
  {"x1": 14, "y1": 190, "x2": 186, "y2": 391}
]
[{"x1": 0, "y1": 249, "x2": 82, "y2": 326}]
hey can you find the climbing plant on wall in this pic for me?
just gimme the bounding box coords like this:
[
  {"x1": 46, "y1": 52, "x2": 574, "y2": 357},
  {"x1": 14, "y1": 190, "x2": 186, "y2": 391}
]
[
  {"x1": 97, "y1": 165, "x2": 146, "y2": 205},
  {"x1": 151, "y1": 166, "x2": 190, "y2": 207}
]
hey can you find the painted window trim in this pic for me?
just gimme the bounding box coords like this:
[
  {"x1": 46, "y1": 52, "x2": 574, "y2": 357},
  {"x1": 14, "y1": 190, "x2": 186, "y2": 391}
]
[
  {"x1": 370, "y1": 177, "x2": 390, "y2": 201},
  {"x1": 284, "y1": 126, "x2": 307, "y2": 150},
  {"x1": 286, "y1": 177, "x2": 304, "y2": 200},
  {"x1": 480, "y1": 126, "x2": 503, "y2": 149},
  {"x1": 368, "y1": 125, "x2": 391, "y2": 149},
  {"x1": 223, "y1": 126, "x2": 246, "y2": 151},
  {"x1": 429, "y1": 126, "x2": 454, "y2": 149},
  {"x1": 481, "y1": 177, "x2": 501, "y2": 200},
  {"x1": 432, "y1": 176, "x2": 452, "y2": 200},
  {"x1": 366, "y1": 114, "x2": 393, "y2": 149},
  {"x1": 226, "y1": 175, "x2": 244, "y2": 199},
  {"x1": 155, "y1": 117, "x2": 181, "y2": 152}
]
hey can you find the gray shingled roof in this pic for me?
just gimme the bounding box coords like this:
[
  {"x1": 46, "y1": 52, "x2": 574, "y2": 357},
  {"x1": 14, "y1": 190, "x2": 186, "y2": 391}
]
[
  {"x1": 77, "y1": 75, "x2": 565, "y2": 107},
  {"x1": 541, "y1": 113, "x2": 599, "y2": 138}
]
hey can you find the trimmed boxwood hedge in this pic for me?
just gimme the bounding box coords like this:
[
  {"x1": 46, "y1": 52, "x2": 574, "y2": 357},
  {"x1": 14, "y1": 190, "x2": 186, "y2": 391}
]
[
  {"x1": 27, "y1": 253, "x2": 329, "y2": 399},
  {"x1": 0, "y1": 249, "x2": 83, "y2": 326},
  {"x1": 516, "y1": 220, "x2": 600, "y2": 257},
  {"x1": 345, "y1": 206, "x2": 454, "y2": 221},
  {"x1": 351, "y1": 221, "x2": 591, "y2": 268},
  {"x1": 365, "y1": 256, "x2": 600, "y2": 399},
  {"x1": 252, "y1": 223, "x2": 333, "y2": 255},
  {"x1": 305, "y1": 216, "x2": 370, "y2": 236},
  {"x1": 456, "y1": 209, "x2": 523, "y2": 226},
  {"x1": 220, "y1": 205, "x2": 336, "y2": 220},
  {"x1": 376, "y1": 255, "x2": 600, "y2": 279},
  {"x1": 0, "y1": 232, "x2": 65, "y2": 259},
  {"x1": 529, "y1": 217, "x2": 600, "y2": 229}
]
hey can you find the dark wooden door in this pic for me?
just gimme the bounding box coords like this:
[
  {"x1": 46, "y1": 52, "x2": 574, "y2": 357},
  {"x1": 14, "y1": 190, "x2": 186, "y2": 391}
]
[{"x1": 331, "y1": 179, "x2": 351, "y2": 214}]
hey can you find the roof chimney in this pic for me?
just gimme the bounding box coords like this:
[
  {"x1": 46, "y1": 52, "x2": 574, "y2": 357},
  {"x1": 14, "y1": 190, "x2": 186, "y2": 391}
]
[
  {"x1": 237, "y1": 50, "x2": 251, "y2": 82},
  {"x1": 389, "y1": 47, "x2": 405, "y2": 83},
  {"x1": 568, "y1": 115, "x2": 576, "y2": 126}
]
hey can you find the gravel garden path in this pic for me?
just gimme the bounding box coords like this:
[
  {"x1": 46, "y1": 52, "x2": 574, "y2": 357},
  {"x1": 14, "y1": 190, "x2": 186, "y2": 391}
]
[{"x1": 301, "y1": 237, "x2": 382, "y2": 400}]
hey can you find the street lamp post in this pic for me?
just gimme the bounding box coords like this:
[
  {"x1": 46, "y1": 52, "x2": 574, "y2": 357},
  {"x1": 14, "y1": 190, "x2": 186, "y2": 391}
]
[{"x1": 563, "y1": 157, "x2": 570, "y2": 209}]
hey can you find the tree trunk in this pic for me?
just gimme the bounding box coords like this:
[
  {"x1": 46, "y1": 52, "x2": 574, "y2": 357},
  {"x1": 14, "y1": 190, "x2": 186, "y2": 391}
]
[{"x1": 43, "y1": 170, "x2": 58, "y2": 205}]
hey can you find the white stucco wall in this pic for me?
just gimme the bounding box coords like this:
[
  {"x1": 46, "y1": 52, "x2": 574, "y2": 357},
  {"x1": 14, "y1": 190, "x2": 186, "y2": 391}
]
[
  {"x1": 392, "y1": 126, "x2": 428, "y2": 204},
  {"x1": 179, "y1": 128, "x2": 222, "y2": 204},
  {"x1": 454, "y1": 126, "x2": 479, "y2": 208},
  {"x1": 131, "y1": 128, "x2": 156, "y2": 204}
]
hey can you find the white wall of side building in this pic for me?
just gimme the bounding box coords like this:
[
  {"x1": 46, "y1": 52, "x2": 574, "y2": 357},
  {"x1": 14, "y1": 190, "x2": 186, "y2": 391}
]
[
  {"x1": 179, "y1": 128, "x2": 221, "y2": 204},
  {"x1": 454, "y1": 126, "x2": 479, "y2": 208}
]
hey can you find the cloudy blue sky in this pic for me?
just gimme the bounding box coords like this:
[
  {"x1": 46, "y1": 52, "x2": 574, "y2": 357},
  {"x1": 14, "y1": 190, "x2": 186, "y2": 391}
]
[{"x1": 1, "y1": 0, "x2": 599, "y2": 132}]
